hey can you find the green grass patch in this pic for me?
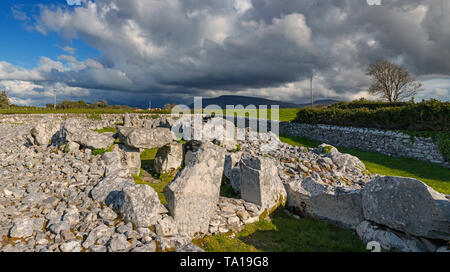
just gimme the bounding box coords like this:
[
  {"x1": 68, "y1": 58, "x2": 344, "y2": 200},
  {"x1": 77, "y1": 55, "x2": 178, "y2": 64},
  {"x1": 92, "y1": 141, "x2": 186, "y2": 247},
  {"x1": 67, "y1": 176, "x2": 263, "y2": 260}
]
[
  {"x1": 133, "y1": 171, "x2": 174, "y2": 205},
  {"x1": 194, "y1": 208, "x2": 366, "y2": 252},
  {"x1": 220, "y1": 183, "x2": 239, "y2": 198},
  {"x1": 215, "y1": 108, "x2": 300, "y2": 122},
  {"x1": 132, "y1": 148, "x2": 175, "y2": 204},
  {"x1": 92, "y1": 148, "x2": 107, "y2": 156},
  {"x1": 140, "y1": 148, "x2": 158, "y2": 171},
  {"x1": 232, "y1": 144, "x2": 241, "y2": 152},
  {"x1": 279, "y1": 135, "x2": 319, "y2": 148},
  {"x1": 91, "y1": 127, "x2": 117, "y2": 134},
  {"x1": 280, "y1": 134, "x2": 450, "y2": 194}
]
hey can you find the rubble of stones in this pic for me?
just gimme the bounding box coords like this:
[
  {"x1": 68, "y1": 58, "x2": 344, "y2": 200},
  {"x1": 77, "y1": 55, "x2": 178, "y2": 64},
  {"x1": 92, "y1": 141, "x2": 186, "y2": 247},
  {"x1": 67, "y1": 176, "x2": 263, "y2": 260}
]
[{"x1": 0, "y1": 113, "x2": 448, "y2": 252}]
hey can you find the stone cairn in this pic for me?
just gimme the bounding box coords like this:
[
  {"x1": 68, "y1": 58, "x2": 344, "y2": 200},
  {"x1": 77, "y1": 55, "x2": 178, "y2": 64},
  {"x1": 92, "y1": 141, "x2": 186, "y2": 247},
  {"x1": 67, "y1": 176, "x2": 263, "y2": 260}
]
[{"x1": 0, "y1": 113, "x2": 448, "y2": 252}]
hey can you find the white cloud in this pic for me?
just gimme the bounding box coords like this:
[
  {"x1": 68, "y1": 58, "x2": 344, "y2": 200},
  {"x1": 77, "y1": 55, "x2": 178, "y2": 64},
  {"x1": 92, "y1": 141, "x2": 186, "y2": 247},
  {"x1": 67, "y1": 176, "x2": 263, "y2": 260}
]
[
  {"x1": 1, "y1": 0, "x2": 449, "y2": 106},
  {"x1": 62, "y1": 46, "x2": 76, "y2": 54}
]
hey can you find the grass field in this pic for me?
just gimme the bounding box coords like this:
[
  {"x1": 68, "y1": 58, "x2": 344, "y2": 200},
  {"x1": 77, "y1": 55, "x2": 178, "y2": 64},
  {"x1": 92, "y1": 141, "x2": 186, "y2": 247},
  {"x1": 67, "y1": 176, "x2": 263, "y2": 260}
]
[
  {"x1": 0, "y1": 107, "x2": 170, "y2": 115},
  {"x1": 205, "y1": 108, "x2": 301, "y2": 122}
]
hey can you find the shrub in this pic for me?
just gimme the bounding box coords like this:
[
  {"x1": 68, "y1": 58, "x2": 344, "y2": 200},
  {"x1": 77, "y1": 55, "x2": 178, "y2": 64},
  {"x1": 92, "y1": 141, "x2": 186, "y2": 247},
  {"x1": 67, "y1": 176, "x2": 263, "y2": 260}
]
[{"x1": 294, "y1": 99, "x2": 449, "y2": 132}]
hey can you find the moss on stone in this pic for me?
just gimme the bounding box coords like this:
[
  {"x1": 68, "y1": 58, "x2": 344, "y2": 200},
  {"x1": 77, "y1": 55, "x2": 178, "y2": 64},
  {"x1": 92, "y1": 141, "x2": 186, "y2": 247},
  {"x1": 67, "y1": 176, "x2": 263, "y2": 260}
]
[{"x1": 323, "y1": 145, "x2": 333, "y2": 154}]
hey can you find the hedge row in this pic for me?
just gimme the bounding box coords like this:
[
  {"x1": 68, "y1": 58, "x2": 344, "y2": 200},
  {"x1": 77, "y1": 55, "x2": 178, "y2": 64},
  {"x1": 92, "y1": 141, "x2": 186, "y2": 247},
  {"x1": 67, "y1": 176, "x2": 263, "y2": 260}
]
[
  {"x1": 329, "y1": 99, "x2": 410, "y2": 110},
  {"x1": 294, "y1": 99, "x2": 449, "y2": 132}
]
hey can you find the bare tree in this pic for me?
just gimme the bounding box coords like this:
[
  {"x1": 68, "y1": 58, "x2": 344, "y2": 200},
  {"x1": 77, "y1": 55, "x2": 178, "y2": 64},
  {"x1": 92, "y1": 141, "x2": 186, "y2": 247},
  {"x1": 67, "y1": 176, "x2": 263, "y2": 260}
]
[{"x1": 366, "y1": 61, "x2": 423, "y2": 102}]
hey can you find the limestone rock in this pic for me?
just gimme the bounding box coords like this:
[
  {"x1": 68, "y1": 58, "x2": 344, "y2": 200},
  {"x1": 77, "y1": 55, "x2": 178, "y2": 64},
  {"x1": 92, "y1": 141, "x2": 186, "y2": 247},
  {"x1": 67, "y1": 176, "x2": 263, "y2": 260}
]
[
  {"x1": 239, "y1": 155, "x2": 287, "y2": 213},
  {"x1": 60, "y1": 118, "x2": 114, "y2": 150},
  {"x1": 124, "y1": 113, "x2": 143, "y2": 127},
  {"x1": 285, "y1": 175, "x2": 364, "y2": 230},
  {"x1": 155, "y1": 216, "x2": 178, "y2": 237},
  {"x1": 9, "y1": 217, "x2": 34, "y2": 238},
  {"x1": 318, "y1": 143, "x2": 339, "y2": 154},
  {"x1": 119, "y1": 184, "x2": 161, "y2": 228},
  {"x1": 132, "y1": 242, "x2": 157, "y2": 252},
  {"x1": 118, "y1": 126, "x2": 173, "y2": 149},
  {"x1": 362, "y1": 176, "x2": 450, "y2": 240},
  {"x1": 108, "y1": 233, "x2": 131, "y2": 252},
  {"x1": 175, "y1": 243, "x2": 205, "y2": 252},
  {"x1": 327, "y1": 151, "x2": 366, "y2": 172},
  {"x1": 356, "y1": 221, "x2": 430, "y2": 252},
  {"x1": 154, "y1": 142, "x2": 183, "y2": 174},
  {"x1": 31, "y1": 118, "x2": 61, "y2": 146},
  {"x1": 66, "y1": 141, "x2": 80, "y2": 153},
  {"x1": 164, "y1": 142, "x2": 225, "y2": 238},
  {"x1": 60, "y1": 241, "x2": 82, "y2": 252},
  {"x1": 118, "y1": 144, "x2": 141, "y2": 176},
  {"x1": 224, "y1": 152, "x2": 243, "y2": 193}
]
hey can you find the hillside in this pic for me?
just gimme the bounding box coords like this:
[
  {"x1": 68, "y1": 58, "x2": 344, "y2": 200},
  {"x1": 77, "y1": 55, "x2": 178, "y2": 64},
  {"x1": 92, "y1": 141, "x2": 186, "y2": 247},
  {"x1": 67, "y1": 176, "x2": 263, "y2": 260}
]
[{"x1": 188, "y1": 95, "x2": 338, "y2": 109}]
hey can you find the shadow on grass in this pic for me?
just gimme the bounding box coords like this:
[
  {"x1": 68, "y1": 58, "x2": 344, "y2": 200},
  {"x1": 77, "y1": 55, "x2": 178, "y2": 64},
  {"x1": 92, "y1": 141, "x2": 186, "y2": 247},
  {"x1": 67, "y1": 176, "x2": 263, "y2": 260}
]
[
  {"x1": 240, "y1": 208, "x2": 366, "y2": 252},
  {"x1": 195, "y1": 207, "x2": 366, "y2": 252},
  {"x1": 141, "y1": 148, "x2": 158, "y2": 172},
  {"x1": 280, "y1": 134, "x2": 450, "y2": 194}
]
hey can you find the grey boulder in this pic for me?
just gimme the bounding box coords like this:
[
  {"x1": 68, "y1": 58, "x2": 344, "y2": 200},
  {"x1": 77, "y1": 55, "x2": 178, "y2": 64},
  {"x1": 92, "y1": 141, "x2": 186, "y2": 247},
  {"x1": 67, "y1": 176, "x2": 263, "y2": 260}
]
[
  {"x1": 285, "y1": 175, "x2": 364, "y2": 230},
  {"x1": 362, "y1": 176, "x2": 450, "y2": 241},
  {"x1": 31, "y1": 118, "x2": 61, "y2": 146},
  {"x1": 119, "y1": 184, "x2": 161, "y2": 228},
  {"x1": 224, "y1": 152, "x2": 243, "y2": 193},
  {"x1": 118, "y1": 126, "x2": 173, "y2": 149},
  {"x1": 9, "y1": 217, "x2": 34, "y2": 238},
  {"x1": 154, "y1": 142, "x2": 183, "y2": 174},
  {"x1": 60, "y1": 118, "x2": 114, "y2": 150},
  {"x1": 356, "y1": 221, "x2": 431, "y2": 252},
  {"x1": 118, "y1": 144, "x2": 141, "y2": 176},
  {"x1": 239, "y1": 155, "x2": 287, "y2": 213},
  {"x1": 123, "y1": 113, "x2": 143, "y2": 127},
  {"x1": 164, "y1": 142, "x2": 225, "y2": 238}
]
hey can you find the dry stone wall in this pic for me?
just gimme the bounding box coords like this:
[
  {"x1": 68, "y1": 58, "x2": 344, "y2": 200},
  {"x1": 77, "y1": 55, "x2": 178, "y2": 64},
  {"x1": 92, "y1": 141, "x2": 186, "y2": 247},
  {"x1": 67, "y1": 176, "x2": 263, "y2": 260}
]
[{"x1": 224, "y1": 116, "x2": 448, "y2": 167}]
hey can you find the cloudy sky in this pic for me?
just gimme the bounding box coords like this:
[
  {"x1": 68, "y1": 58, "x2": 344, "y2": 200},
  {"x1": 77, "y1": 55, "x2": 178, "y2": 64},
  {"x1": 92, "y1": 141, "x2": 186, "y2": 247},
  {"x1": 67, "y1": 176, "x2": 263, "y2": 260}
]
[{"x1": 0, "y1": 0, "x2": 449, "y2": 107}]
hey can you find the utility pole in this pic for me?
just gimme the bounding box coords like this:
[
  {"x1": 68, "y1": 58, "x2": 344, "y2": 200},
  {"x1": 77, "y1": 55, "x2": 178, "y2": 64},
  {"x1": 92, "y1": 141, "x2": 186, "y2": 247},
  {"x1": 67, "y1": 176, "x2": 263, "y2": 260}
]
[
  {"x1": 54, "y1": 90, "x2": 56, "y2": 109},
  {"x1": 310, "y1": 74, "x2": 313, "y2": 107}
]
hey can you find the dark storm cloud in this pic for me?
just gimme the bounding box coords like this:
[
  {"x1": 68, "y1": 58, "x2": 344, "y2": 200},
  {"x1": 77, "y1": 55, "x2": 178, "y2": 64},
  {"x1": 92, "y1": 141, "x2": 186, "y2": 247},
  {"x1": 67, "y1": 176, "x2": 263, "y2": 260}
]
[{"x1": 0, "y1": 0, "x2": 449, "y2": 106}]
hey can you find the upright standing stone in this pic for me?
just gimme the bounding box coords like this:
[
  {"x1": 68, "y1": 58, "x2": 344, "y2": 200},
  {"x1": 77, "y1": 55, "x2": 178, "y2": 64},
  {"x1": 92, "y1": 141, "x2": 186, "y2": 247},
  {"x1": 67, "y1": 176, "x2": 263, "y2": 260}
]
[
  {"x1": 31, "y1": 118, "x2": 61, "y2": 146},
  {"x1": 239, "y1": 155, "x2": 287, "y2": 213},
  {"x1": 224, "y1": 152, "x2": 243, "y2": 193},
  {"x1": 118, "y1": 144, "x2": 141, "y2": 176},
  {"x1": 154, "y1": 142, "x2": 183, "y2": 174},
  {"x1": 164, "y1": 142, "x2": 225, "y2": 238}
]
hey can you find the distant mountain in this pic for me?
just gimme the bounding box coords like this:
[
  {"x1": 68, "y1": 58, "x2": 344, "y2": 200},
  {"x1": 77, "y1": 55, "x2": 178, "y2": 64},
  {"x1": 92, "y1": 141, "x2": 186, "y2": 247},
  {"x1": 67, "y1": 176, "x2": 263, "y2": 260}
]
[{"x1": 188, "y1": 95, "x2": 338, "y2": 109}]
